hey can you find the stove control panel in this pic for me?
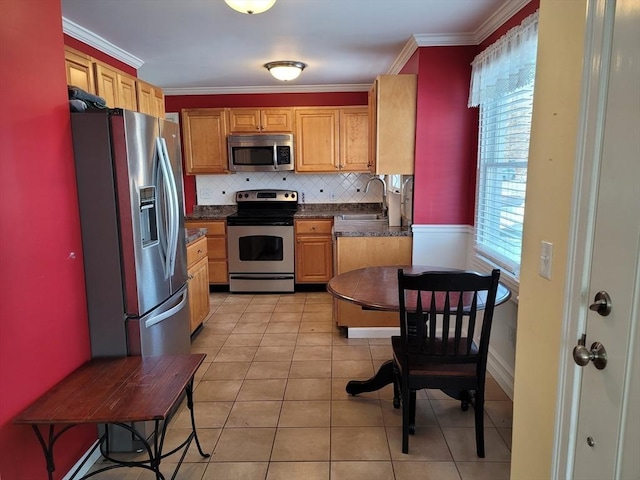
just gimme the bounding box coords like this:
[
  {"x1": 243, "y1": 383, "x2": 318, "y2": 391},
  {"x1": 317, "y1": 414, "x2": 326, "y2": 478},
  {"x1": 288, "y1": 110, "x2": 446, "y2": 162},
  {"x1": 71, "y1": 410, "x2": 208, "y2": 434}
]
[{"x1": 236, "y1": 189, "x2": 298, "y2": 203}]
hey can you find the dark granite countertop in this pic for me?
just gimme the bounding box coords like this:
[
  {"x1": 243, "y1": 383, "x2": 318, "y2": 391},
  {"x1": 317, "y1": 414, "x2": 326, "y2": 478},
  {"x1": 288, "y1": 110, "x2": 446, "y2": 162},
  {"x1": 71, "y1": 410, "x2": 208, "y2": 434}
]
[
  {"x1": 332, "y1": 224, "x2": 412, "y2": 238},
  {"x1": 185, "y1": 228, "x2": 207, "y2": 244},
  {"x1": 186, "y1": 205, "x2": 237, "y2": 220},
  {"x1": 184, "y1": 203, "x2": 411, "y2": 237}
]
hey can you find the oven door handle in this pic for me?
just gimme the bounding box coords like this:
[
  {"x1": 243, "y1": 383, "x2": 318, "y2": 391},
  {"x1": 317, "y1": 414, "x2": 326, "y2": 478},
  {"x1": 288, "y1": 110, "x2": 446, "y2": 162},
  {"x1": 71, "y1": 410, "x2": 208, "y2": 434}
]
[{"x1": 230, "y1": 275, "x2": 294, "y2": 280}]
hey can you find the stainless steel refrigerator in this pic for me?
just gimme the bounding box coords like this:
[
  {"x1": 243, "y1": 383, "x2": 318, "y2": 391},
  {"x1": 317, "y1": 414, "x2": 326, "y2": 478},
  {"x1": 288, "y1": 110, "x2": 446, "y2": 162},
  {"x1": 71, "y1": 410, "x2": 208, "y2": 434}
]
[{"x1": 71, "y1": 109, "x2": 190, "y2": 449}]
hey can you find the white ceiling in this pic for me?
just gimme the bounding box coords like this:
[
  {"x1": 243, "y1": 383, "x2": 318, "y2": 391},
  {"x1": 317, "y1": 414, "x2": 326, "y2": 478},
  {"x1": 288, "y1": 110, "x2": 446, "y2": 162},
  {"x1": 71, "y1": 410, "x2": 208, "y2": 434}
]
[{"x1": 61, "y1": 0, "x2": 530, "y2": 95}]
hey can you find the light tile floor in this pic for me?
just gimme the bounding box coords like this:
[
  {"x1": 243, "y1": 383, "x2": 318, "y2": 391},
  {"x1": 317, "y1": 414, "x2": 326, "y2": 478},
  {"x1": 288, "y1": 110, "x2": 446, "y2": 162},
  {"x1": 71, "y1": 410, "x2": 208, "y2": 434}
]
[{"x1": 91, "y1": 291, "x2": 513, "y2": 480}]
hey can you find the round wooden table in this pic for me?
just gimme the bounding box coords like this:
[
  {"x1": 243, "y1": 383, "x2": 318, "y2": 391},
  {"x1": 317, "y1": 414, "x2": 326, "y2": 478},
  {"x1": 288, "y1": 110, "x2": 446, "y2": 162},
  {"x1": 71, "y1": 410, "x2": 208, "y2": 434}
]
[{"x1": 327, "y1": 265, "x2": 511, "y2": 395}]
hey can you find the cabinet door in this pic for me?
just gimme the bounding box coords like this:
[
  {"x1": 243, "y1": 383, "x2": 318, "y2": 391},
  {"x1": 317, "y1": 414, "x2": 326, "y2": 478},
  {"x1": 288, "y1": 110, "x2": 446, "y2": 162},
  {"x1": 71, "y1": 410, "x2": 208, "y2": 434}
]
[
  {"x1": 340, "y1": 107, "x2": 371, "y2": 172},
  {"x1": 261, "y1": 108, "x2": 293, "y2": 132},
  {"x1": 294, "y1": 108, "x2": 340, "y2": 172},
  {"x1": 136, "y1": 80, "x2": 155, "y2": 116},
  {"x1": 182, "y1": 109, "x2": 229, "y2": 174},
  {"x1": 154, "y1": 88, "x2": 165, "y2": 118},
  {"x1": 94, "y1": 63, "x2": 119, "y2": 108},
  {"x1": 370, "y1": 75, "x2": 417, "y2": 175},
  {"x1": 295, "y1": 219, "x2": 333, "y2": 283},
  {"x1": 296, "y1": 236, "x2": 333, "y2": 283},
  {"x1": 229, "y1": 109, "x2": 261, "y2": 132},
  {"x1": 64, "y1": 47, "x2": 95, "y2": 93},
  {"x1": 117, "y1": 74, "x2": 138, "y2": 111},
  {"x1": 187, "y1": 256, "x2": 210, "y2": 333}
]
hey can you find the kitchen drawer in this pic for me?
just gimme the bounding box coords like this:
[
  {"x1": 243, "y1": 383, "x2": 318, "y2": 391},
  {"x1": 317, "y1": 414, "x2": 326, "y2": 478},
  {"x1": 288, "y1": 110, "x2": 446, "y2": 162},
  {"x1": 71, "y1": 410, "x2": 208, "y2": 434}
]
[
  {"x1": 295, "y1": 219, "x2": 333, "y2": 235},
  {"x1": 207, "y1": 237, "x2": 227, "y2": 259},
  {"x1": 186, "y1": 236, "x2": 207, "y2": 267}
]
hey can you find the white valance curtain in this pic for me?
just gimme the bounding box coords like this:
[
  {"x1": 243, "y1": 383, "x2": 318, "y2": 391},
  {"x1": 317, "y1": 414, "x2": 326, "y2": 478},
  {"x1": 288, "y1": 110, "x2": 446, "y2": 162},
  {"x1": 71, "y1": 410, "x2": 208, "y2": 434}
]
[{"x1": 468, "y1": 11, "x2": 539, "y2": 107}]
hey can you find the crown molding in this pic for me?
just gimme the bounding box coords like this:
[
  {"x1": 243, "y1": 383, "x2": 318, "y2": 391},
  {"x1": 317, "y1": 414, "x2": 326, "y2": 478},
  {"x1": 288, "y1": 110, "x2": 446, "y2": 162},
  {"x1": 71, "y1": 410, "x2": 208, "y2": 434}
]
[
  {"x1": 474, "y1": 0, "x2": 533, "y2": 43},
  {"x1": 163, "y1": 83, "x2": 371, "y2": 96},
  {"x1": 62, "y1": 17, "x2": 144, "y2": 69}
]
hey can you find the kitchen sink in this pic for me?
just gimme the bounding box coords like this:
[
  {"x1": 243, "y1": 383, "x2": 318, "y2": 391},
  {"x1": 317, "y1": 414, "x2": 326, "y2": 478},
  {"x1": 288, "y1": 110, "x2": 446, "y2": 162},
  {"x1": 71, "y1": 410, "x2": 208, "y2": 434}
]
[
  {"x1": 335, "y1": 213, "x2": 384, "y2": 221},
  {"x1": 333, "y1": 213, "x2": 388, "y2": 231}
]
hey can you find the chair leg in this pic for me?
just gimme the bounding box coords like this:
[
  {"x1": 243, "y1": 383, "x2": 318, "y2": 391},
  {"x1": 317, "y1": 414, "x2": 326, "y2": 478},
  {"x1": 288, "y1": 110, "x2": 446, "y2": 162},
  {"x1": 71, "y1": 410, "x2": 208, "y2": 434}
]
[
  {"x1": 474, "y1": 389, "x2": 485, "y2": 458},
  {"x1": 409, "y1": 390, "x2": 416, "y2": 434}
]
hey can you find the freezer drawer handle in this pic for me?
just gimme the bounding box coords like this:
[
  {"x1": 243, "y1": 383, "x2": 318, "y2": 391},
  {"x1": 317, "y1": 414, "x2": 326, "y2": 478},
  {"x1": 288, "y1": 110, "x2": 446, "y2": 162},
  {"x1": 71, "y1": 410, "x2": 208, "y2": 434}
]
[{"x1": 145, "y1": 290, "x2": 188, "y2": 329}]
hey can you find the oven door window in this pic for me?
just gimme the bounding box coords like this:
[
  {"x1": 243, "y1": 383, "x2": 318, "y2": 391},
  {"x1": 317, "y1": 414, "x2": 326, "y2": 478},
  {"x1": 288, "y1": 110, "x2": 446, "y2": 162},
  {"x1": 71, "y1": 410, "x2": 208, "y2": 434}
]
[{"x1": 239, "y1": 235, "x2": 283, "y2": 261}]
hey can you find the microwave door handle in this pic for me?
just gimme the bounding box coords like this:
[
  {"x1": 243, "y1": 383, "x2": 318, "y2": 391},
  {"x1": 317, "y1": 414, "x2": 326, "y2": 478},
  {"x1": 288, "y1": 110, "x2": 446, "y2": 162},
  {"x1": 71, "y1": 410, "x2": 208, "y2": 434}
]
[{"x1": 273, "y1": 144, "x2": 278, "y2": 170}]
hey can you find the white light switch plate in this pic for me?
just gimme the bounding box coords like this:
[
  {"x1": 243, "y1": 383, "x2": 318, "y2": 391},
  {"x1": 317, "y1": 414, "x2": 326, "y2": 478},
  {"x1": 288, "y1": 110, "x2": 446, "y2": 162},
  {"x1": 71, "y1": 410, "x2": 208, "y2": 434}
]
[{"x1": 539, "y1": 241, "x2": 553, "y2": 280}]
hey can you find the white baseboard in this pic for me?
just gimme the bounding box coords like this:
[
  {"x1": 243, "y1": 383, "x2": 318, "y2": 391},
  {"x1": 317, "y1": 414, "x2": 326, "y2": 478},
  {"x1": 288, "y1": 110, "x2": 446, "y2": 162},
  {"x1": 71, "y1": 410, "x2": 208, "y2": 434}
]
[
  {"x1": 487, "y1": 347, "x2": 515, "y2": 400},
  {"x1": 348, "y1": 327, "x2": 399, "y2": 338},
  {"x1": 62, "y1": 440, "x2": 101, "y2": 480}
]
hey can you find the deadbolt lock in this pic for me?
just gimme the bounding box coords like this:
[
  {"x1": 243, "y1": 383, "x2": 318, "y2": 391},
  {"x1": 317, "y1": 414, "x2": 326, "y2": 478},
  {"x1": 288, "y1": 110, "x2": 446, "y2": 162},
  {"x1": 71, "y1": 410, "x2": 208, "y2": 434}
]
[{"x1": 589, "y1": 291, "x2": 612, "y2": 316}]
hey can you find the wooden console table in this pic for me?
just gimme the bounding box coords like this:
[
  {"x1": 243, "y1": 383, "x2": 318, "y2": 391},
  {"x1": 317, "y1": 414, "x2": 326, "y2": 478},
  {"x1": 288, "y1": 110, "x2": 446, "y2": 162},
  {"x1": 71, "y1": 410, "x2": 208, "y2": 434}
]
[{"x1": 14, "y1": 354, "x2": 209, "y2": 480}]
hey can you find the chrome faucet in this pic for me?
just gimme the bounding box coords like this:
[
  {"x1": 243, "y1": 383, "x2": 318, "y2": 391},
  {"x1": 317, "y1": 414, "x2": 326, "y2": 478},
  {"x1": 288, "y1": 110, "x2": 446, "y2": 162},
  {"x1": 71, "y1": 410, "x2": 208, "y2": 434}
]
[{"x1": 364, "y1": 176, "x2": 388, "y2": 217}]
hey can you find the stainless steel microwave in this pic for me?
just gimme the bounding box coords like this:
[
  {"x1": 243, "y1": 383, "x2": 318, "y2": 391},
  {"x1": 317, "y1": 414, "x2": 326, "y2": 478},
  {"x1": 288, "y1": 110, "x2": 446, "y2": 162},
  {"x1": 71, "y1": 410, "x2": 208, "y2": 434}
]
[{"x1": 227, "y1": 134, "x2": 294, "y2": 172}]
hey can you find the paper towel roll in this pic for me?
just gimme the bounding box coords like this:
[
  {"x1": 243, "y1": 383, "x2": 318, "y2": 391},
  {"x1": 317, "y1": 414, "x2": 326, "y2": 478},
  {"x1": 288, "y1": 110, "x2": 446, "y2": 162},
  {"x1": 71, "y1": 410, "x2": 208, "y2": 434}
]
[{"x1": 388, "y1": 191, "x2": 401, "y2": 227}]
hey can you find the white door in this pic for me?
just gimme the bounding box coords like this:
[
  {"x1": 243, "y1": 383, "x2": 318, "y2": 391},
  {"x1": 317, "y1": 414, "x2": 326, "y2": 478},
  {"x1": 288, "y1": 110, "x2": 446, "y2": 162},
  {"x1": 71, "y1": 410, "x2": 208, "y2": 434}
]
[{"x1": 556, "y1": 0, "x2": 640, "y2": 478}]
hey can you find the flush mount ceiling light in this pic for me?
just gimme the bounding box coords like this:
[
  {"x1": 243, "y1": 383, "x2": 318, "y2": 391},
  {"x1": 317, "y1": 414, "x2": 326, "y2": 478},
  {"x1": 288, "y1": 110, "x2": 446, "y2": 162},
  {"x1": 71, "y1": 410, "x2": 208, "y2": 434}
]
[
  {"x1": 224, "y1": 0, "x2": 276, "y2": 14},
  {"x1": 264, "y1": 61, "x2": 307, "y2": 81}
]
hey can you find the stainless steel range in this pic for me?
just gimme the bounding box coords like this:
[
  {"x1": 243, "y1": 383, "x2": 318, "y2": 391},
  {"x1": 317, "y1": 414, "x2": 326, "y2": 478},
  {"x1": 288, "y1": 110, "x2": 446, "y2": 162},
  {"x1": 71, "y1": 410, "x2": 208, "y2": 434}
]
[{"x1": 227, "y1": 189, "x2": 298, "y2": 293}]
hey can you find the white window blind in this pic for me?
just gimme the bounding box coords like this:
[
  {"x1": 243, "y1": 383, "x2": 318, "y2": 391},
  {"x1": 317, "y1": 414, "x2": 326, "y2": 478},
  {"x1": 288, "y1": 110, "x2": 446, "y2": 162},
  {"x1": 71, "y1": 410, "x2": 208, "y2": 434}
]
[{"x1": 469, "y1": 11, "x2": 538, "y2": 278}]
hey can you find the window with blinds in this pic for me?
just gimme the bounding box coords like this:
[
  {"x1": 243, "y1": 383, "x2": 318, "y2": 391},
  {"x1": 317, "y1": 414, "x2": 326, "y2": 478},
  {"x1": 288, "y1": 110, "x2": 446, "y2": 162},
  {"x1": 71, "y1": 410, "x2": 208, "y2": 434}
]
[{"x1": 475, "y1": 85, "x2": 534, "y2": 276}]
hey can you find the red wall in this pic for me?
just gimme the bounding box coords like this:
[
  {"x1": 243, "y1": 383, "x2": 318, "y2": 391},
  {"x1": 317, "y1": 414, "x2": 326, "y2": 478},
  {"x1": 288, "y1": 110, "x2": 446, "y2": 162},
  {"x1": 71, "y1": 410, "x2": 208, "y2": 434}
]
[
  {"x1": 410, "y1": 46, "x2": 479, "y2": 225},
  {"x1": 0, "y1": 1, "x2": 95, "y2": 478},
  {"x1": 408, "y1": 0, "x2": 539, "y2": 226},
  {"x1": 167, "y1": 92, "x2": 368, "y2": 213}
]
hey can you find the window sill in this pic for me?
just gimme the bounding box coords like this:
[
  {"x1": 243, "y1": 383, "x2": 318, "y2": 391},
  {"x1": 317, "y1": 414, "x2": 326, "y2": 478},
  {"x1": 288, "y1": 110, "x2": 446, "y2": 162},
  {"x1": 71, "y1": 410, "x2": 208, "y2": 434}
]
[{"x1": 470, "y1": 254, "x2": 520, "y2": 304}]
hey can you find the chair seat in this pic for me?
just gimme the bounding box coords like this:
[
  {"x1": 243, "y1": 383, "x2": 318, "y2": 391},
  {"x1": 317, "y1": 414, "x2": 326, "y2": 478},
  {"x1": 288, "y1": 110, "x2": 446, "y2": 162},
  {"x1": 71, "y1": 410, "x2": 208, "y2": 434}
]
[{"x1": 391, "y1": 336, "x2": 478, "y2": 377}]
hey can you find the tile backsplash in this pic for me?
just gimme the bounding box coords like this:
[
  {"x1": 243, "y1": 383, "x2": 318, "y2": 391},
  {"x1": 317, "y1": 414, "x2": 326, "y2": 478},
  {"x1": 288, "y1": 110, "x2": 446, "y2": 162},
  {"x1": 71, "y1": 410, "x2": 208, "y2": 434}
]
[{"x1": 195, "y1": 172, "x2": 385, "y2": 205}]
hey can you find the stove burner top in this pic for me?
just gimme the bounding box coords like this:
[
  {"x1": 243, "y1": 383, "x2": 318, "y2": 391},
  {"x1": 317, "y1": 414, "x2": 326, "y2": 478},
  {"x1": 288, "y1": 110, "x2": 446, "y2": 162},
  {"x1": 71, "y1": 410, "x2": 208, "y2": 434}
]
[{"x1": 228, "y1": 189, "x2": 299, "y2": 226}]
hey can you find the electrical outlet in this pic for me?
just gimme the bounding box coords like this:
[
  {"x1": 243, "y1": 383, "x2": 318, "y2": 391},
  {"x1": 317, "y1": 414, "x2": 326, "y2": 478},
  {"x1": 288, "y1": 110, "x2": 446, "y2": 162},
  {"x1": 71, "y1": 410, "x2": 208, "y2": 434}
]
[{"x1": 330, "y1": 192, "x2": 336, "y2": 201}]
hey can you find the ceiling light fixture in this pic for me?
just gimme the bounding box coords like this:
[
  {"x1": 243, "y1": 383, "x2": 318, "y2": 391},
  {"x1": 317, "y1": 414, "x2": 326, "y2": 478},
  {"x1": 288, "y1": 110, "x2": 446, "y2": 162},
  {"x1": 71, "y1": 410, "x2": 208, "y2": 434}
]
[
  {"x1": 224, "y1": 0, "x2": 276, "y2": 14},
  {"x1": 264, "y1": 61, "x2": 307, "y2": 81}
]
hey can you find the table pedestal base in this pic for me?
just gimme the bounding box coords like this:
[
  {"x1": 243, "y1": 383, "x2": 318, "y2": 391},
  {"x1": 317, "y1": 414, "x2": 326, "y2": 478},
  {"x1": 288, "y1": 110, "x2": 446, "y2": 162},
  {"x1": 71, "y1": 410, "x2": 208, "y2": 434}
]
[{"x1": 345, "y1": 359, "x2": 471, "y2": 409}]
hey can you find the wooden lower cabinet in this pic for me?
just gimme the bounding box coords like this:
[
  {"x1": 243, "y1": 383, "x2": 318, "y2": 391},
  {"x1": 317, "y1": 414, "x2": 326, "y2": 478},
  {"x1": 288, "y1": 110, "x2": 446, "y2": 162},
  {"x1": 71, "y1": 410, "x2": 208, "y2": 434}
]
[
  {"x1": 334, "y1": 236, "x2": 412, "y2": 327},
  {"x1": 186, "y1": 236, "x2": 210, "y2": 334},
  {"x1": 185, "y1": 220, "x2": 229, "y2": 284},
  {"x1": 295, "y1": 219, "x2": 333, "y2": 283}
]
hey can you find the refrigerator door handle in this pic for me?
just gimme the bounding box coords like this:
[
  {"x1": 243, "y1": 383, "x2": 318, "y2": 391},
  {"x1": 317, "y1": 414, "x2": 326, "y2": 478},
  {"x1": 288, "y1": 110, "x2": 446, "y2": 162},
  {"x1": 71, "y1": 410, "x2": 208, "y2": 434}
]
[
  {"x1": 159, "y1": 137, "x2": 180, "y2": 277},
  {"x1": 156, "y1": 137, "x2": 178, "y2": 278},
  {"x1": 144, "y1": 289, "x2": 188, "y2": 329}
]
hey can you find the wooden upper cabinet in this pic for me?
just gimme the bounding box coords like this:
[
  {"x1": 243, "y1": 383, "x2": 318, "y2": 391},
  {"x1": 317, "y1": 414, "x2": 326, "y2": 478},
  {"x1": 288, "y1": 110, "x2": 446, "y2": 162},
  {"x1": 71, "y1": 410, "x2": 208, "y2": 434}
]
[
  {"x1": 369, "y1": 74, "x2": 417, "y2": 175},
  {"x1": 154, "y1": 88, "x2": 165, "y2": 119},
  {"x1": 136, "y1": 80, "x2": 156, "y2": 116},
  {"x1": 182, "y1": 108, "x2": 229, "y2": 174},
  {"x1": 294, "y1": 108, "x2": 340, "y2": 172},
  {"x1": 294, "y1": 106, "x2": 369, "y2": 173},
  {"x1": 228, "y1": 108, "x2": 293, "y2": 133},
  {"x1": 339, "y1": 107, "x2": 370, "y2": 172},
  {"x1": 64, "y1": 47, "x2": 95, "y2": 94},
  {"x1": 64, "y1": 45, "x2": 167, "y2": 118},
  {"x1": 94, "y1": 63, "x2": 119, "y2": 107},
  {"x1": 117, "y1": 74, "x2": 138, "y2": 111}
]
